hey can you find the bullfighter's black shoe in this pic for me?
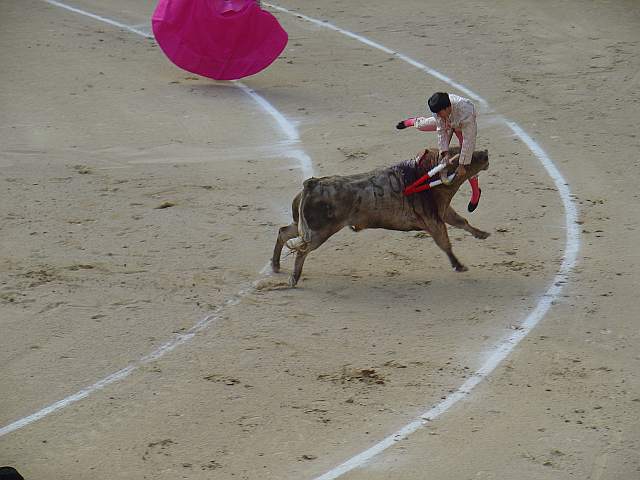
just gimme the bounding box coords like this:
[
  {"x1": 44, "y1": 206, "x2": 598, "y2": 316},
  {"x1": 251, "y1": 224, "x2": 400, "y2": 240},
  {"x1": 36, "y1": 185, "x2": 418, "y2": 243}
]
[
  {"x1": 468, "y1": 188, "x2": 481, "y2": 212},
  {"x1": 0, "y1": 467, "x2": 24, "y2": 480}
]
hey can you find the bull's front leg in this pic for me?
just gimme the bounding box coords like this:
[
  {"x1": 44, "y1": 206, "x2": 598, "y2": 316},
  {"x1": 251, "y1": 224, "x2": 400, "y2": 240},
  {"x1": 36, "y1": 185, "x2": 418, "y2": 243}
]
[
  {"x1": 290, "y1": 250, "x2": 309, "y2": 287},
  {"x1": 428, "y1": 221, "x2": 468, "y2": 272},
  {"x1": 288, "y1": 227, "x2": 342, "y2": 287},
  {"x1": 272, "y1": 223, "x2": 298, "y2": 273},
  {"x1": 444, "y1": 206, "x2": 490, "y2": 239}
]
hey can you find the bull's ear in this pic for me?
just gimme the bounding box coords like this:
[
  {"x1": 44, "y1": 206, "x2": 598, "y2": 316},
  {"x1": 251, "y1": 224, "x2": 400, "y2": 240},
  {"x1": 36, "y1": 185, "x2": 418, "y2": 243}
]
[
  {"x1": 303, "y1": 178, "x2": 319, "y2": 190},
  {"x1": 472, "y1": 150, "x2": 488, "y2": 162}
]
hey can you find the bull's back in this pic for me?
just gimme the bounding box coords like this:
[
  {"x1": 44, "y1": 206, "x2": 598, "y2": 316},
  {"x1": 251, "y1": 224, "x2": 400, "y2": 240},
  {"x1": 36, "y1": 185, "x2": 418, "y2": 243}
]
[
  {"x1": 298, "y1": 163, "x2": 442, "y2": 233},
  {"x1": 342, "y1": 167, "x2": 439, "y2": 231}
]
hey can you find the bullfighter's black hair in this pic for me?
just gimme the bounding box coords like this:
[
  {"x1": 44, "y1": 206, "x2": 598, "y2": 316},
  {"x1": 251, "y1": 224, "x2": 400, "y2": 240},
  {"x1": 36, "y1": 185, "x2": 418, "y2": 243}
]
[{"x1": 427, "y1": 92, "x2": 451, "y2": 114}]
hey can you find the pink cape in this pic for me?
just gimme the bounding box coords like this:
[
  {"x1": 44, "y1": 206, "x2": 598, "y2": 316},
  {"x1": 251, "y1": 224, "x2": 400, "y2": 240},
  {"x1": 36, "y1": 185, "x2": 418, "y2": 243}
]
[{"x1": 152, "y1": 0, "x2": 288, "y2": 80}]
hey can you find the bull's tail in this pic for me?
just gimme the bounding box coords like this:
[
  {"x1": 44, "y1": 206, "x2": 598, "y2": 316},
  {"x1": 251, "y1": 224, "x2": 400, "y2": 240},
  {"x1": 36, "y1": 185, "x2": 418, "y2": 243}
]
[
  {"x1": 297, "y1": 178, "x2": 319, "y2": 243},
  {"x1": 297, "y1": 196, "x2": 310, "y2": 243},
  {"x1": 285, "y1": 236, "x2": 308, "y2": 252},
  {"x1": 286, "y1": 178, "x2": 317, "y2": 253}
]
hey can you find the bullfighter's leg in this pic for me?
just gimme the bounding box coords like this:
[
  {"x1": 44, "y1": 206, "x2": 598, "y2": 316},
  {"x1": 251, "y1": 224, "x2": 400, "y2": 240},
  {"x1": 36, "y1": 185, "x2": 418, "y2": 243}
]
[
  {"x1": 444, "y1": 206, "x2": 490, "y2": 239},
  {"x1": 468, "y1": 177, "x2": 481, "y2": 213},
  {"x1": 428, "y1": 222, "x2": 468, "y2": 272},
  {"x1": 272, "y1": 223, "x2": 299, "y2": 272},
  {"x1": 453, "y1": 128, "x2": 481, "y2": 212}
]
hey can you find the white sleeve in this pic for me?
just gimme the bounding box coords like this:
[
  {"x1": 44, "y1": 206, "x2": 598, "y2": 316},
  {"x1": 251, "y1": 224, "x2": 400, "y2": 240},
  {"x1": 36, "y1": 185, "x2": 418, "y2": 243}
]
[{"x1": 414, "y1": 116, "x2": 436, "y2": 131}]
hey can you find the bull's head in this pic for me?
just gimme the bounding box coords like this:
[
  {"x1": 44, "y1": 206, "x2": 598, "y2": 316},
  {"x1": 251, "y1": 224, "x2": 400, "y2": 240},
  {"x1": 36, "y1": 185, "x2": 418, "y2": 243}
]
[
  {"x1": 465, "y1": 149, "x2": 489, "y2": 177},
  {"x1": 445, "y1": 148, "x2": 489, "y2": 187},
  {"x1": 416, "y1": 148, "x2": 489, "y2": 181}
]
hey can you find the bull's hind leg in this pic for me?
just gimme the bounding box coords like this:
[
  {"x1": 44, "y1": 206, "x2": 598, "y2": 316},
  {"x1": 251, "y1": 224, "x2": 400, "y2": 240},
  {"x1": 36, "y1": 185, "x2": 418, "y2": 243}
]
[
  {"x1": 272, "y1": 192, "x2": 302, "y2": 272},
  {"x1": 428, "y1": 221, "x2": 467, "y2": 272},
  {"x1": 272, "y1": 223, "x2": 298, "y2": 273},
  {"x1": 444, "y1": 206, "x2": 490, "y2": 239}
]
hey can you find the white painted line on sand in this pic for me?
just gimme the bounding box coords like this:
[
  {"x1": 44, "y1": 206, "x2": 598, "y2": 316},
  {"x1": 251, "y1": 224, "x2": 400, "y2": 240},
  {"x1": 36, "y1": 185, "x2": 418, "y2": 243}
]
[
  {"x1": 234, "y1": 82, "x2": 314, "y2": 179},
  {"x1": 261, "y1": 4, "x2": 580, "y2": 479},
  {"x1": 264, "y1": 2, "x2": 488, "y2": 112},
  {"x1": 44, "y1": 0, "x2": 314, "y2": 178},
  {"x1": 2, "y1": 292, "x2": 242, "y2": 437},
  {"x1": 5, "y1": 13, "x2": 581, "y2": 480},
  {"x1": 44, "y1": 0, "x2": 151, "y2": 38},
  {"x1": 0, "y1": 0, "x2": 311, "y2": 438}
]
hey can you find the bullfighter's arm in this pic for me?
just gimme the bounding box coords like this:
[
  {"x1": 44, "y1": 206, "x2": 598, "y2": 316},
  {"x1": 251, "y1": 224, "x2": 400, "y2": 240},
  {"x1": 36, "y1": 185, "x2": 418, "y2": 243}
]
[
  {"x1": 396, "y1": 118, "x2": 415, "y2": 129},
  {"x1": 396, "y1": 116, "x2": 437, "y2": 131},
  {"x1": 414, "y1": 116, "x2": 437, "y2": 131}
]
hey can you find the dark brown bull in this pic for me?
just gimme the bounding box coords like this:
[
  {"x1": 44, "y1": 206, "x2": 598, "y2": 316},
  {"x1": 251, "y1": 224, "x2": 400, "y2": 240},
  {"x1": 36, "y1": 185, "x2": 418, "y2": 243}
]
[{"x1": 271, "y1": 147, "x2": 490, "y2": 286}]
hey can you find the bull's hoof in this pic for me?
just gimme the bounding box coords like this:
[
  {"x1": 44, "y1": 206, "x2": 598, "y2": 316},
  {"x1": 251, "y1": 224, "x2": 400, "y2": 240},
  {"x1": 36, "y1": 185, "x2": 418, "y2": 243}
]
[
  {"x1": 454, "y1": 265, "x2": 468, "y2": 272},
  {"x1": 474, "y1": 231, "x2": 491, "y2": 239},
  {"x1": 271, "y1": 260, "x2": 281, "y2": 273},
  {"x1": 288, "y1": 275, "x2": 299, "y2": 288}
]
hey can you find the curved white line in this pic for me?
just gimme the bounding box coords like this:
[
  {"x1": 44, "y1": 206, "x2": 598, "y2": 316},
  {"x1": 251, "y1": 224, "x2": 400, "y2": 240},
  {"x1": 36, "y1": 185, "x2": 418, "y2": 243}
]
[
  {"x1": 260, "y1": 4, "x2": 580, "y2": 479},
  {"x1": 314, "y1": 130, "x2": 580, "y2": 476},
  {"x1": 5, "y1": 10, "x2": 581, "y2": 480},
  {"x1": 264, "y1": 3, "x2": 488, "y2": 112},
  {"x1": 44, "y1": 0, "x2": 316, "y2": 178},
  {"x1": 44, "y1": 0, "x2": 150, "y2": 37},
  {"x1": 234, "y1": 83, "x2": 314, "y2": 179},
  {"x1": 234, "y1": 82, "x2": 299, "y2": 142},
  {"x1": 0, "y1": 0, "x2": 311, "y2": 438}
]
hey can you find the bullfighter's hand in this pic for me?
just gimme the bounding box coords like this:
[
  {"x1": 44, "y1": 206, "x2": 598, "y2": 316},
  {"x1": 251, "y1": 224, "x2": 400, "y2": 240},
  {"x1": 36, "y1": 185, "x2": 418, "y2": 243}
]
[
  {"x1": 396, "y1": 121, "x2": 407, "y2": 130},
  {"x1": 439, "y1": 152, "x2": 452, "y2": 184}
]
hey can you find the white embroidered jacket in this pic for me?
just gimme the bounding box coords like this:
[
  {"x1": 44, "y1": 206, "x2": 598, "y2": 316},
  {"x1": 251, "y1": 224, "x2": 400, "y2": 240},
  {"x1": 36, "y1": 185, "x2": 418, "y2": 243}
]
[{"x1": 433, "y1": 94, "x2": 477, "y2": 165}]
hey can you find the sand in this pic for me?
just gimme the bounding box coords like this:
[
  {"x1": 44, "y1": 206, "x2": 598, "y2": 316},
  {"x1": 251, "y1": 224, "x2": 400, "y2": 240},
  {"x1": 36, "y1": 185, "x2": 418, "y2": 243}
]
[{"x1": 1, "y1": 1, "x2": 639, "y2": 479}]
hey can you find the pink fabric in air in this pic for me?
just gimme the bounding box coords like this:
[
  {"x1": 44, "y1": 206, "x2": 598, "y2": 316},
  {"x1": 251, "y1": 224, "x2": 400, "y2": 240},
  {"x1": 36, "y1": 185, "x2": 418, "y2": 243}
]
[{"x1": 152, "y1": 0, "x2": 288, "y2": 80}]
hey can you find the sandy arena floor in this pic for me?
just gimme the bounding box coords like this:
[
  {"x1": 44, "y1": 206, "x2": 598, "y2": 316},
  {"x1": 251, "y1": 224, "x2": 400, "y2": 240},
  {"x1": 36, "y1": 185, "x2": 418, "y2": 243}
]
[{"x1": 1, "y1": 1, "x2": 639, "y2": 479}]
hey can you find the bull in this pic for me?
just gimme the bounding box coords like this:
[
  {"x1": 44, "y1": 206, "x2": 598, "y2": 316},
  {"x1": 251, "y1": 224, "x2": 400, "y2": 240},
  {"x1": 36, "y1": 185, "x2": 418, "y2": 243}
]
[{"x1": 271, "y1": 147, "x2": 490, "y2": 287}]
